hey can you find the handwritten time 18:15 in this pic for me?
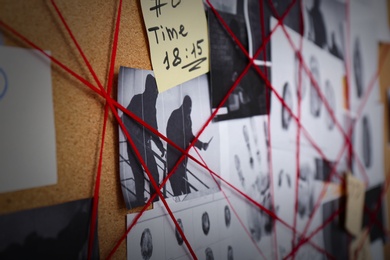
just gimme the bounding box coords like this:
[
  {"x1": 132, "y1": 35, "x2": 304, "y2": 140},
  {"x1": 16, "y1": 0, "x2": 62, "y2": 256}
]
[{"x1": 163, "y1": 39, "x2": 207, "y2": 72}]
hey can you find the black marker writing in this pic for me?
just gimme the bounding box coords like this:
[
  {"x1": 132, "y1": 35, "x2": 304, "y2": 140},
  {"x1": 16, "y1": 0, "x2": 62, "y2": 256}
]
[
  {"x1": 150, "y1": 0, "x2": 167, "y2": 18},
  {"x1": 171, "y1": 0, "x2": 181, "y2": 8},
  {"x1": 148, "y1": 24, "x2": 187, "y2": 44}
]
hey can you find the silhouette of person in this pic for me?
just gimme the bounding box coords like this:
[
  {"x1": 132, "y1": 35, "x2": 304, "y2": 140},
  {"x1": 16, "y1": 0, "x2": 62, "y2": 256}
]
[
  {"x1": 166, "y1": 95, "x2": 209, "y2": 196},
  {"x1": 308, "y1": 0, "x2": 327, "y2": 48},
  {"x1": 123, "y1": 74, "x2": 165, "y2": 208}
]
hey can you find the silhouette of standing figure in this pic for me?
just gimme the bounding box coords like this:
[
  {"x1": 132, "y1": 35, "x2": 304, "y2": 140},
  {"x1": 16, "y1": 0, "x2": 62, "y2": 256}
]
[
  {"x1": 123, "y1": 74, "x2": 165, "y2": 208},
  {"x1": 166, "y1": 95, "x2": 209, "y2": 196}
]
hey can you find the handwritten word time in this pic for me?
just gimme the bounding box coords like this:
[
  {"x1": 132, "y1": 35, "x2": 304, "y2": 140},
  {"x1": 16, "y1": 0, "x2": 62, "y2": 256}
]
[{"x1": 148, "y1": 25, "x2": 188, "y2": 44}]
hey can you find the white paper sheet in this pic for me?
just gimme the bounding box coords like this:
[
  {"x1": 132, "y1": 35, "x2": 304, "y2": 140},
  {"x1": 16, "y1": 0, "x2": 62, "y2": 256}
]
[{"x1": 0, "y1": 46, "x2": 57, "y2": 193}]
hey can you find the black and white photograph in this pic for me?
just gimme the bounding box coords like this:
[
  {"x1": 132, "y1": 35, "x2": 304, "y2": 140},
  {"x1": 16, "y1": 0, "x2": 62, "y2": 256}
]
[
  {"x1": 217, "y1": 116, "x2": 277, "y2": 258},
  {"x1": 270, "y1": 17, "x2": 299, "y2": 151},
  {"x1": 302, "y1": 0, "x2": 346, "y2": 60},
  {"x1": 0, "y1": 198, "x2": 99, "y2": 259},
  {"x1": 271, "y1": 17, "x2": 345, "y2": 156},
  {"x1": 352, "y1": 104, "x2": 385, "y2": 188},
  {"x1": 362, "y1": 184, "x2": 387, "y2": 243},
  {"x1": 207, "y1": 1, "x2": 271, "y2": 121},
  {"x1": 127, "y1": 191, "x2": 245, "y2": 259},
  {"x1": 118, "y1": 67, "x2": 220, "y2": 209},
  {"x1": 348, "y1": 1, "x2": 380, "y2": 112},
  {"x1": 299, "y1": 26, "x2": 345, "y2": 160},
  {"x1": 322, "y1": 198, "x2": 349, "y2": 260}
]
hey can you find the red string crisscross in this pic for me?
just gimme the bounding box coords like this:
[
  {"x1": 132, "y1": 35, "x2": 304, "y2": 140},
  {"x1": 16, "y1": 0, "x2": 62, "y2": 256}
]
[{"x1": 0, "y1": 0, "x2": 389, "y2": 259}]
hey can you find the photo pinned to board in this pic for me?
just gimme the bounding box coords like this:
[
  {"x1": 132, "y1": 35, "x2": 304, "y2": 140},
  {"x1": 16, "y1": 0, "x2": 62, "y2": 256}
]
[
  {"x1": 0, "y1": 46, "x2": 57, "y2": 194},
  {"x1": 302, "y1": 0, "x2": 346, "y2": 60},
  {"x1": 207, "y1": 0, "x2": 272, "y2": 122},
  {"x1": 118, "y1": 67, "x2": 220, "y2": 209},
  {"x1": 126, "y1": 191, "x2": 252, "y2": 260},
  {"x1": 0, "y1": 198, "x2": 99, "y2": 259}
]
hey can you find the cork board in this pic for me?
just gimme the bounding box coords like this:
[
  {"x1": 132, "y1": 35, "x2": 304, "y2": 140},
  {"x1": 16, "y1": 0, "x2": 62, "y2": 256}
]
[{"x1": 0, "y1": 0, "x2": 149, "y2": 258}]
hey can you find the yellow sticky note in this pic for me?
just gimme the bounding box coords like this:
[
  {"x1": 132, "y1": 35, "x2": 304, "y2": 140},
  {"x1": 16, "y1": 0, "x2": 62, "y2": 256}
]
[
  {"x1": 345, "y1": 173, "x2": 366, "y2": 236},
  {"x1": 140, "y1": 0, "x2": 210, "y2": 92},
  {"x1": 349, "y1": 228, "x2": 372, "y2": 260}
]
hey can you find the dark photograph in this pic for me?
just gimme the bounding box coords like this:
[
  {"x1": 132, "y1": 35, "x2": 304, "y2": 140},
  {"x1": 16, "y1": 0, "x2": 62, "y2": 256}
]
[
  {"x1": 207, "y1": 2, "x2": 271, "y2": 121},
  {"x1": 0, "y1": 198, "x2": 99, "y2": 260},
  {"x1": 362, "y1": 184, "x2": 386, "y2": 243},
  {"x1": 207, "y1": 0, "x2": 302, "y2": 122},
  {"x1": 118, "y1": 67, "x2": 220, "y2": 209},
  {"x1": 322, "y1": 198, "x2": 349, "y2": 260}
]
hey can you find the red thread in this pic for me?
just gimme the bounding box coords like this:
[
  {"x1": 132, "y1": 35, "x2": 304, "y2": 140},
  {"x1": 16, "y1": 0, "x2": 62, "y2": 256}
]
[
  {"x1": 291, "y1": 1, "x2": 305, "y2": 258},
  {"x1": 284, "y1": 206, "x2": 343, "y2": 260},
  {"x1": 354, "y1": 174, "x2": 390, "y2": 256},
  {"x1": 2, "y1": 0, "x2": 389, "y2": 258},
  {"x1": 259, "y1": 0, "x2": 278, "y2": 258},
  {"x1": 87, "y1": 0, "x2": 123, "y2": 258},
  {"x1": 194, "y1": 148, "x2": 267, "y2": 259}
]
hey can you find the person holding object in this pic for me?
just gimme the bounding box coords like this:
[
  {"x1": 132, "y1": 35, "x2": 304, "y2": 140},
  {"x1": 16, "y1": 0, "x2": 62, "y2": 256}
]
[{"x1": 166, "y1": 95, "x2": 210, "y2": 196}]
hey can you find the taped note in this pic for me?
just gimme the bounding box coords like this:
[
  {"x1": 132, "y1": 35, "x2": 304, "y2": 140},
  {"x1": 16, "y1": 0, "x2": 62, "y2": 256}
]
[
  {"x1": 349, "y1": 228, "x2": 372, "y2": 260},
  {"x1": 345, "y1": 172, "x2": 365, "y2": 236},
  {"x1": 140, "y1": 0, "x2": 209, "y2": 92}
]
